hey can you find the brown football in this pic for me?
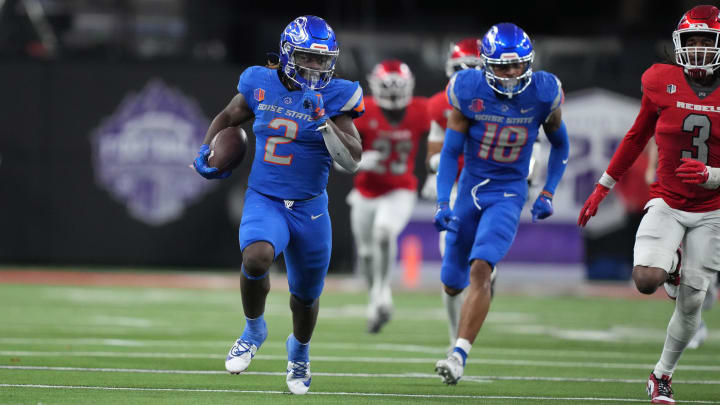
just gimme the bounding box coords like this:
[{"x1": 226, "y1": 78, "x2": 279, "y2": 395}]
[{"x1": 208, "y1": 126, "x2": 248, "y2": 173}]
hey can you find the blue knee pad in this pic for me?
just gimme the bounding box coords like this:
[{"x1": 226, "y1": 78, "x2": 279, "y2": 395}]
[{"x1": 242, "y1": 264, "x2": 269, "y2": 280}]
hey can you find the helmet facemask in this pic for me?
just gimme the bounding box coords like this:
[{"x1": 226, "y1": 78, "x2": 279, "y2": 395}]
[
  {"x1": 673, "y1": 30, "x2": 720, "y2": 78},
  {"x1": 278, "y1": 16, "x2": 339, "y2": 90},
  {"x1": 283, "y1": 45, "x2": 338, "y2": 89},
  {"x1": 482, "y1": 52, "x2": 534, "y2": 98},
  {"x1": 369, "y1": 75, "x2": 414, "y2": 110},
  {"x1": 368, "y1": 61, "x2": 415, "y2": 110}
]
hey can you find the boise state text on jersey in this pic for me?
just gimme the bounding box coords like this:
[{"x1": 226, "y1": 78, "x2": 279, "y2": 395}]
[
  {"x1": 238, "y1": 66, "x2": 364, "y2": 200},
  {"x1": 446, "y1": 68, "x2": 562, "y2": 182}
]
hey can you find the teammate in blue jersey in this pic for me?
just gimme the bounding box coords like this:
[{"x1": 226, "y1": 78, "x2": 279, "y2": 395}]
[
  {"x1": 192, "y1": 15, "x2": 363, "y2": 395},
  {"x1": 433, "y1": 23, "x2": 570, "y2": 385}
]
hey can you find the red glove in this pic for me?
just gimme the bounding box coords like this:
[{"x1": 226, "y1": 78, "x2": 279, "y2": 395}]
[
  {"x1": 675, "y1": 158, "x2": 709, "y2": 184},
  {"x1": 577, "y1": 184, "x2": 610, "y2": 227}
]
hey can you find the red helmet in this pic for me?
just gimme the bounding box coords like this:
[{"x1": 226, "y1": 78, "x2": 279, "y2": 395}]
[
  {"x1": 673, "y1": 5, "x2": 720, "y2": 78},
  {"x1": 445, "y1": 38, "x2": 482, "y2": 78},
  {"x1": 367, "y1": 59, "x2": 414, "y2": 110}
]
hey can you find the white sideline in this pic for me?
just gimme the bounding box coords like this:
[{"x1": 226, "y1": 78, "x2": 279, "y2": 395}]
[
  {"x1": 2, "y1": 350, "x2": 720, "y2": 372},
  {"x1": 2, "y1": 383, "x2": 720, "y2": 403},
  {"x1": 2, "y1": 365, "x2": 719, "y2": 385}
]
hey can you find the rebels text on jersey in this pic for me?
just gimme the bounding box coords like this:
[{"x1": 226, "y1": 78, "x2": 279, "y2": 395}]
[
  {"x1": 447, "y1": 69, "x2": 563, "y2": 182},
  {"x1": 238, "y1": 66, "x2": 364, "y2": 200},
  {"x1": 606, "y1": 63, "x2": 720, "y2": 212},
  {"x1": 353, "y1": 96, "x2": 430, "y2": 197}
]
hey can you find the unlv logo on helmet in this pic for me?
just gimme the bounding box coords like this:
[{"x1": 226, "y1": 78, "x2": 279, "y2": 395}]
[
  {"x1": 284, "y1": 17, "x2": 309, "y2": 44},
  {"x1": 673, "y1": 5, "x2": 720, "y2": 78},
  {"x1": 677, "y1": 5, "x2": 720, "y2": 29},
  {"x1": 446, "y1": 38, "x2": 483, "y2": 78}
]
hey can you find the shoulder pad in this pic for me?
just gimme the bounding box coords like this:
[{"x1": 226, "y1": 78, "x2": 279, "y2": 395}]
[
  {"x1": 237, "y1": 66, "x2": 266, "y2": 89},
  {"x1": 322, "y1": 79, "x2": 365, "y2": 118},
  {"x1": 446, "y1": 69, "x2": 482, "y2": 110},
  {"x1": 237, "y1": 66, "x2": 269, "y2": 107},
  {"x1": 532, "y1": 71, "x2": 563, "y2": 106},
  {"x1": 641, "y1": 63, "x2": 675, "y2": 94}
]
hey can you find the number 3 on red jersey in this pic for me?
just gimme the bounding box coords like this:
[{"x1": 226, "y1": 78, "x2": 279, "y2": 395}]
[{"x1": 681, "y1": 114, "x2": 710, "y2": 164}]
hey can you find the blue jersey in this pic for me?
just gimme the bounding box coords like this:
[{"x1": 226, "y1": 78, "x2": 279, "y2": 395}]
[
  {"x1": 238, "y1": 66, "x2": 364, "y2": 199},
  {"x1": 446, "y1": 69, "x2": 562, "y2": 182}
]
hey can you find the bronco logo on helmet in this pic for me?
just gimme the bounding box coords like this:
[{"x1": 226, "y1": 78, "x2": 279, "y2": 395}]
[{"x1": 284, "y1": 17, "x2": 309, "y2": 45}]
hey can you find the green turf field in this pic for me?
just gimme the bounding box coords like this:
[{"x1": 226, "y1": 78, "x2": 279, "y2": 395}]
[{"x1": 0, "y1": 281, "x2": 718, "y2": 404}]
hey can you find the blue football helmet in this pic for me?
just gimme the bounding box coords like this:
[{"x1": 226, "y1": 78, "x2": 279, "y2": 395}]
[
  {"x1": 480, "y1": 23, "x2": 534, "y2": 97},
  {"x1": 279, "y1": 16, "x2": 339, "y2": 90}
]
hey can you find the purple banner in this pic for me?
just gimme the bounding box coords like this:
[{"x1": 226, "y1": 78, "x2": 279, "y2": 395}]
[{"x1": 398, "y1": 220, "x2": 584, "y2": 264}]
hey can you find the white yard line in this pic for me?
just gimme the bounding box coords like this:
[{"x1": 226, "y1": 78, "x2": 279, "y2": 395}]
[
  {"x1": 1, "y1": 338, "x2": 718, "y2": 362},
  {"x1": 2, "y1": 350, "x2": 720, "y2": 372},
  {"x1": 1, "y1": 383, "x2": 719, "y2": 403},
  {"x1": 1, "y1": 365, "x2": 719, "y2": 385}
]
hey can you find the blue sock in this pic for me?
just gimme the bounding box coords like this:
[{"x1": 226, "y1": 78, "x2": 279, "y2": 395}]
[
  {"x1": 286, "y1": 334, "x2": 310, "y2": 362},
  {"x1": 240, "y1": 315, "x2": 267, "y2": 348},
  {"x1": 452, "y1": 347, "x2": 468, "y2": 366}
]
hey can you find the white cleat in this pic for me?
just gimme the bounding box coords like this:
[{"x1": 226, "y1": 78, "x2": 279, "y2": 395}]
[
  {"x1": 367, "y1": 305, "x2": 393, "y2": 334},
  {"x1": 435, "y1": 352, "x2": 464, "y2": 385},
  {"x1": 687, "y1": 321, "x2": 708, "y2": 350},
  {"x1": 225, "y1": 338, "x2": 257, "y2": 374},
  {"x1": 286, "y1": 361, "x2": 311, "y2": 394}
]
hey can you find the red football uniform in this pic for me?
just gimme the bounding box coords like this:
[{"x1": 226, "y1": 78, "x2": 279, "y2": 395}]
[
  {"x1": 427, "y1": 89, "x2": 465, "y2": 174},
  {"x1": 353, "y1": 96, "x2": 430, "y2": 197},
  {"x1": 606, "y1": 63, "x2": 720, "y2": 212},
  {"x1": 427, "y1": 90, "x2": 451, "y2": 129}
]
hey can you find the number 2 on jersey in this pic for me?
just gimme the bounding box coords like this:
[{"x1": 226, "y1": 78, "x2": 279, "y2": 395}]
[
  {"x1": 681, "y1": 114, "x2": 710, "y2": 164},
  {"x1": 264, "y1": 118, "x2": 297, "y2": 165}
]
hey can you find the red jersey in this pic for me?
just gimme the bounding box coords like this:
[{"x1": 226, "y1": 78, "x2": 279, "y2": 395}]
[
  {"x1": 427, "y1": 90, "x2": 451, "y2": 128},
  {"x1": 353, "y1": 96, "x2": 430, "y2": 197},
  {"x1": 606, "y1": 63, "x2": 720, "y2": 212},
  {"x1": 427, "y1": 89, "x2": 465, "y2": 174}
]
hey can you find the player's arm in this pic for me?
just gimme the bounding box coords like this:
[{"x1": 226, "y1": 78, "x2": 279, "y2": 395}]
[
  {"x1": 540, "y1": 108, "x2": 570, "y2": 198},
  {"x1": 529, "y1": 108, "x2": 569, "y2": 222},
  {"x1": 201, "y1": 93, "x2": 254, "y2": 144},
  {"x1": 193, "y1": 93, "x2": 254, "y2": 179},
  {"x1": 321, "y1": 113, "x2": 362, "y2": 173},
  {"x1": 433, "y1": 108, "x2": 466, "y2": 232},
  {"x1": 578, "y1": 92, "x2": 658, "y2": 226},
  {"x1": 437, "y1": 109, "x2": 467, "y2": 203},
  {"x1": 426, "y1": 121, "x2": 445, "y2": 173},
  {"x1": 645, "y1": 139, "x2": 658, "y2": 184},
  {"x1": 675, "y1": 158, "x2": 720, "y2": 189}
]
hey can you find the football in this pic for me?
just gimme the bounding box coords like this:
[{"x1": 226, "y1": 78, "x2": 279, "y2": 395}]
[{"x1": 208, "y1": 126, "x2": 248, "y2": 173}]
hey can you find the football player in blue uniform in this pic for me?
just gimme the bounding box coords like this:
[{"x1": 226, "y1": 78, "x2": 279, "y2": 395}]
[
  {"x1": 192, "y1": 15, "x2": 364, "y2": 395},
  {"x1": 433, "y1": 23, "x2": 570, "y2": 385}
]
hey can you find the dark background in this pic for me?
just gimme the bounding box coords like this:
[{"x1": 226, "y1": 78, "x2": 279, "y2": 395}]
[{"x1": 0, "y1": 0, "x2": 714, "y2": 270}]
